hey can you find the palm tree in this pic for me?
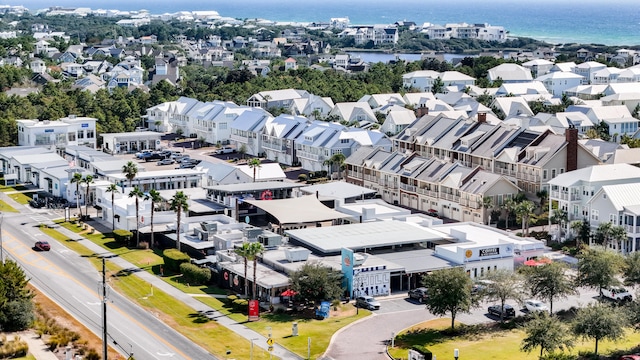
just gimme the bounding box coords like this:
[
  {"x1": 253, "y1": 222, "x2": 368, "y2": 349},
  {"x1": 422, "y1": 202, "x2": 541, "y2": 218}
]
[
  {"x1": 249, "y1": 242, "x2": 264, "y2": 299},
  {"x1": 122, "y1": 161, "x2": 138, "y2": 189},
  {"x1": 70, "y1": 172, "x2": 83, "y2": 219},
  {"x1": 595, "y1": 222, "x2": 613, "y2": 247},
  {"x1": 105, "y1": 184, "x2": 119, "y2": 231},
  {"x1": 611, "y1": 225, "x2": 628, "y2": 252},
  {"x1": 517, "y1": 200, "x2": 536, "y2": 236},
  {"x1": 551, "y1": 208, "x2": 568, "y2": 241},
  {"x1": 169, "y1": 191, "x2": 189, "y2": 251},
  {"x1": 235, "y1": 242, "x2": 251, "y2": 296},
  {"x1": 502, "y1": 197, "x2": 516, "y2": 229},
  {"x1": 247, "y1": 158, "x2": 261, "y2": 182},
  {"x1": 128, "y1": 187, "x2": 144, "y2": 247},
  {"x1": 82, "y1": 175, "x2": 94, "y2": 218},
  {"x1": 144, "y1": 189, "x2": 162, "y2": 248},
  {"x1": 329, "y1": 153, "x2": 346, "y2": 180},
  {"x1": 482, "y1": 196, "x2": 493, "y2": 225}
]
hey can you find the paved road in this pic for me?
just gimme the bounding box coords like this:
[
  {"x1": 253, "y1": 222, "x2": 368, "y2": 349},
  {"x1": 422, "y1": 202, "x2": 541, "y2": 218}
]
[
  {"x1": 324, "y1": 288, "x2": 601, "y2": 360},
  {"x1": 2, "y1": 208, "x2": 216, "y2": 360}
]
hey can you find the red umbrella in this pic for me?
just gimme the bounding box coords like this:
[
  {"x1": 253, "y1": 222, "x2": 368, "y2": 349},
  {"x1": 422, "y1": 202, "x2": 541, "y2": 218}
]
[
  {"x1": 524, "y1": 259, "x2": 541, "y2": 266},
  {"x1": 281, "y1": 289, "x2": 297, "y2": 297}
]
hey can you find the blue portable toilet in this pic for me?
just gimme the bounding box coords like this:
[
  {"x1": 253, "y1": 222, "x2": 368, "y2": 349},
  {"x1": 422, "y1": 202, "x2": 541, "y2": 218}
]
[{"x1": 315, "y1": 301, "x2": 331, "y2": 319}]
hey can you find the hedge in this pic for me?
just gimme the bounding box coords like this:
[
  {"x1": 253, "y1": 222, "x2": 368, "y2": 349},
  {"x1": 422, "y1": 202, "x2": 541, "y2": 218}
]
[
  {"x1": 162, "y1": 249, "x2": 191, "y2": 273},
  {"x1": 113, "y1": 229, "x2": 133, "y2": 243},
  {"x1": 179, "y1": 262, "x2": 211, "y2": 285},
  {"x1": 0, "y1": 336, "x2": 28, "y2": 359},
  {"x1": 411, "y1": 345, "x2": 433, "y2": 359}
]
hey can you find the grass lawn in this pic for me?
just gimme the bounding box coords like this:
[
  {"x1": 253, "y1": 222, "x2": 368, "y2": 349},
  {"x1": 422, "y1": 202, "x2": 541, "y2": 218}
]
[
  {"x1": 388, "y1": 318, "x2": 640, "y2": 360},
  {"x1": 15, "y1": 355, "x2": 36, "y2": 360},
  {"x1": 47, "y1": 220, "x2": 372, "y2": 359},
  {"x1": 39, "y1": 225, "x2": 271, "y2": 359},
  {"x1": 7, "y1": 191, "x2": 34, "y2": 204},
  {"x1": 0, "y1": 199, "x2": 19, "y2": 212}
]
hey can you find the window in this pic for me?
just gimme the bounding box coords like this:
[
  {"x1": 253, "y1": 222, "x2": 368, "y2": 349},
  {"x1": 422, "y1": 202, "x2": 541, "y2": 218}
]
[
  {"x1": 77, "y1": 131, "x2": 84, "y2": 139},
  {"x1": 591, "y1": 209, "x2": 599, "y2": 221},
  {"x1": 610, "y1": 214, "x2": 617, "y2": 224},
  {"x1": 68, "y1": 132, "x2": 76, "y2": 141},
  {"x1": 86, "y1": 130, "x2": 94, "y2": 138},
  {"x1": 543, "y1": 169, "x2": 547, "y2": 180},
  {"x1": 560, "y1": 168, "x2": 565, "y2": 174},
  {"x1": 551, "y1": 169, "x2": 556, "y2": 178}
]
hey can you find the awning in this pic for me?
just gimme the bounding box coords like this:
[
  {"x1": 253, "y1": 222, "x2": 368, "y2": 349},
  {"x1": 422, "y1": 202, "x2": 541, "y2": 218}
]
[{"x1": 243, "y1": 195, "x2": 350, "y2": 225}]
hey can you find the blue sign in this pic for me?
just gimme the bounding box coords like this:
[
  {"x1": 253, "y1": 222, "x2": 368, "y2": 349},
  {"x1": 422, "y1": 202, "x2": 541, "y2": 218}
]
[
  {"x1": 341, "y1": 248, "x2": 354, "y2": 297},
  {"x1": 81, "y1": 123, "x2": 89, "y2": 128},
  {"x1": 44, "y1": 129, "x2": 54, "y2": 133}
]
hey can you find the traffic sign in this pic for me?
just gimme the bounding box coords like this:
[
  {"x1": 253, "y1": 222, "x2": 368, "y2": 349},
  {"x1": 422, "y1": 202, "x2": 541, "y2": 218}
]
[
  {"x1": 268, "y1": 346, "x2": 274, "y2": 352},
  {"x1": 266, "y1": 338, "x2": 274, "y2": 346}
]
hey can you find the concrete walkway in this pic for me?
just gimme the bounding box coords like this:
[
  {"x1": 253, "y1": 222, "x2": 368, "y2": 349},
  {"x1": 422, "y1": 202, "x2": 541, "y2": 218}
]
[
  {"x1": 53, "y1": 217, "x2": 302, "y2": 360},
  {"x1": 5, "y1": 331, "x2": 59, "y2": 360}
]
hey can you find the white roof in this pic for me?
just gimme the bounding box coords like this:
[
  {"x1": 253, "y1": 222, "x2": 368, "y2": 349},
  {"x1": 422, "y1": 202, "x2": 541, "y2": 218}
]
[
  {"x1": 244, "y1": 195, "x2": 350, "y2": 224},
  {"x1": 235, "y1": 163, "x2": 286, "y2": 181},
  {"x1": 434, "y1": 222, "x2": 544, "y2": 251},
  {"x1": 300, "y1": 181, "x2": 376, "y2": 200},
  {"x1": 597, "y1": 183, "x2": 640, "y2": 212},
  {"x1": 547, "y1": 163, "x2": 640, "y2": 187}
]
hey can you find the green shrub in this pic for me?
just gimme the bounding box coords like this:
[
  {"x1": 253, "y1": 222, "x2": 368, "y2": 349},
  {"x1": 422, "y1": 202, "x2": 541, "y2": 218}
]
[
  {"x1": 162, "y1": 249, "x2": 191, "y2": 273},
  {"x1": 306, "y1": 177, "x2": 328, "y2": 184},
  {"x1": 84, "y1": 348, "x2": 101, "y2": 360},
  {"x1": 297, "y1": 173, "x2": 307, "y2": 182},
  {"x1": 411, "y1": 345, "x2": 432, "y2": 359},
  {"x1": 232, "y1": 299, "x2": 248, "y2": 313},
  {"x1": 227, "y1": 295, "x2": 238, "y2": 303},
  {"x1": 179, "y1": 262, "x2": 212, "y2": 285},
  {"x1": 113, "y1": 229, "x2": 133, "y2": 243}
]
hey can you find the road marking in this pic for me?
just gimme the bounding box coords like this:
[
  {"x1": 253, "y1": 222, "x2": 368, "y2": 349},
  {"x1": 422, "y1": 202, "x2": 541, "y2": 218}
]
[{"x1": 157, "y1": 352, "x2": 176, "y2": 357}]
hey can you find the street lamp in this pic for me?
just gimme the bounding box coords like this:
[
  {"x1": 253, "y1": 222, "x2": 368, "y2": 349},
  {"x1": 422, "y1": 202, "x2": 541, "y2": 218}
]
[
  {"x1": 454, "y1": 348, "x2": 459, "y2": 360},
  {"x1": 250, "y1": 338, "x2": 258, "y2": 360}
]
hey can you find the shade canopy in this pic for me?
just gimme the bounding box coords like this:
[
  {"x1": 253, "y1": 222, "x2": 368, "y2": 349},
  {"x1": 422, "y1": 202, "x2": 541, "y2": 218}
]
[
  {"x1": 243, "y1": 195, "x2": 350, "y2": 225},
  {"x1": 281, "y1": 289, "x2": 297, "y2": 297}
]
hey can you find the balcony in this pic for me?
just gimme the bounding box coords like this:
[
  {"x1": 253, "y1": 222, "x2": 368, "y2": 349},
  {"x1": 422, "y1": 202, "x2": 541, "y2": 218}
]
[
  {"x1": 400, "y1": 183, "x2": 417, "y2": 193},
  {"x1": 363, "y1": 174, "x2": 378, "y2": 182},
  {"x1": 442, "y1": 193, "x2": 460, "y2": 202},
  {"x1": 517, "y1": 173, "x2": 540, "y2": 182},
  {"x1": 495, "y1": 167, "x2": 517, "y2": 177},
  {"x1": 550, "y1": 191, "x2": 581, "y2": 201},
  {"x1": 262, "y1": 142, "x2": 287, "y2": 151},
  {"x1": 297, "y1": 151, "x2": 323, "y2": 161},
  {"x1": 192, "y1": 124, "x2": 213, "y2": 132},
  {"x1": 625, "y1": 225, "x2": 640, "y2": 234}
]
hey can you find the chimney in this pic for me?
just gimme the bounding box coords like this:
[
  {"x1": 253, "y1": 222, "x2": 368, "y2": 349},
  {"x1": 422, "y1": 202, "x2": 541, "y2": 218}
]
[
  {"x1": 415, "y1": 104, "x2": 429, "y2": 118},
  {"x1": 565, "y1": 125, "x2": 578, "y2": 172},
  {"x1": 477, "y1": 112, "x2": 487, "y2": 123}
]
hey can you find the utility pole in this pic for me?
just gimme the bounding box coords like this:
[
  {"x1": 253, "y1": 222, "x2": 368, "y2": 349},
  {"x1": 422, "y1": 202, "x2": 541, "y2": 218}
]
[
  {"x1": 0, "y1": 212, "x2": 4, "y2": 265},
  {"x1": 102, "y1": 257, "x2": 108, "y2": 360}
]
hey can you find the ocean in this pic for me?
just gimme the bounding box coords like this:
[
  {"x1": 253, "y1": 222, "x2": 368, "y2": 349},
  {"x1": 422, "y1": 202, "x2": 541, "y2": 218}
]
[{"x1": 3, "y1": 0, "x2": 640, "y2": 46}]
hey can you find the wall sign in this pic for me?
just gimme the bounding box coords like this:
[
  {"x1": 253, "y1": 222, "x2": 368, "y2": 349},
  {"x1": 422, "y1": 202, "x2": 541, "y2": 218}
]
[
  {"x1": 81, "y1": 123, "x2": 89, "y2": 128},
  {"x1": 479, "y1": 247, "x2": 500, "y2": 257}
]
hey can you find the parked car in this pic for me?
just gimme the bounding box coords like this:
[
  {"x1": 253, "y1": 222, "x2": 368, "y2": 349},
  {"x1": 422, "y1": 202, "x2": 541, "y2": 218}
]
[
  {"x1": 173, "y1": 155, "x2": 190, "y2": 163},
  {"x1": 177, "y1": 162, "x2": 196, "y2": 169},
  {"x1": 215, "y1": 146, "x2": 235, "y2": 155},
  {"x1": 157, "y1": 158, "x2": 175, "y2": 166},
  {"x1": 135, "y1": 150, "x2": 153, "y2": 159},
  {"x1": 355, "y1": 296, "x2": 381, "y2": 310},
  {"x1": 34, "y1": 241, "x2": 51, "y2": 251},
  {"x1": 472, "y1": 279, "x2": 494, "y2": 294},
  {"x1": 144, "y1": 153, "x2": 164, "y2": 162},
  {"x1": 408, "y1": 287, "x2": 429, "y2": 302},
  {"x1": 487, "y1": 304, "x2": 516, "y2": 318},
  {"x1": 602, "y1": 287, "x2": 633, "y2": 303},
  {"x1": 524, "y1": 299, "x2": 549, "y2": 313}
]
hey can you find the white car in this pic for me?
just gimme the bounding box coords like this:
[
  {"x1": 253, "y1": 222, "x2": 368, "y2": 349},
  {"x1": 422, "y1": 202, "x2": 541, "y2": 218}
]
[{"x1": 524, "y1": 299, "x2": 549, "y2": 312}]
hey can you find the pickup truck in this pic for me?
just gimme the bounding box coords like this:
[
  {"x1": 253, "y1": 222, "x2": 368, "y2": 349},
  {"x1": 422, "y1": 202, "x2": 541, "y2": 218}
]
[
  {"x1": 602, "y1": 287, "x2": 633, "y2": 303},
  {"x1": 215, "y1": 146, "x2": 235, "y2": 155}
]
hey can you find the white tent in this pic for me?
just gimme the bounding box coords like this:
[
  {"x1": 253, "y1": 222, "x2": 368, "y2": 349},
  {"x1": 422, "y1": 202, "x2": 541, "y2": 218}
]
[{"x1": 243, "y1": 195, "x2": 350, "y2": 225}]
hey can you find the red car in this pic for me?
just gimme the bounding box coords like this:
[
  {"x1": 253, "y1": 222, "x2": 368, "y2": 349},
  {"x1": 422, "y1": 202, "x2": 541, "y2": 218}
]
[
  {"x1": 34, "y1": 241, "x2": 51, "y2": 251},
  {"x1": 621, "y1": 355, "x2": 640, "y2": 360}
]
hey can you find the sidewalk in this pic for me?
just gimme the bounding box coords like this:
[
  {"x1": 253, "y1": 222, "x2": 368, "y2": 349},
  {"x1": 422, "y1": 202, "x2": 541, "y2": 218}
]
[
  {"x1": 54, "y1": 217, "x2": 302, "y2": 360},
  {"x1": 5, "y1": 331, "x2": 59, "y2": 360}
]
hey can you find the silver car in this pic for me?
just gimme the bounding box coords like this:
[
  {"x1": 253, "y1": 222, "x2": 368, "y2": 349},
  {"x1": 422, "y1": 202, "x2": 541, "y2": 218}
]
[{"x1": 355, "y1": 296, "x2": 381, "y2": 310}]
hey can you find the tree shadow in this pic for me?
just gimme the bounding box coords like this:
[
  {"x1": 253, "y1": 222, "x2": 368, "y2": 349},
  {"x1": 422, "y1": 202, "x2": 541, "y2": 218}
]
[
  {"x1": 188, "y1": 311, "x2": 211, "y2": 324},
  {"x1": 114, "y1": 268, "x2": 143, "y2": 277}
]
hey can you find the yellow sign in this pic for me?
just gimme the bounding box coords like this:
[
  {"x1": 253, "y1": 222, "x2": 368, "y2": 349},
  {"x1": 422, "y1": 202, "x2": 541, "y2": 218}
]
[
  {"x1": 266, "y1": 338, "x2": 274, "y2": 346},
  {"x1": 465, "y1": 249, "x2": 473, "y2": 258}
]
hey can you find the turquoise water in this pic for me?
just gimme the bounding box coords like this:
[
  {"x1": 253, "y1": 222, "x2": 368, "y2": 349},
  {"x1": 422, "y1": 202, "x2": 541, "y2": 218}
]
[{"x1": 6, "y1": 0, "x2": 640, "y2": 45}]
